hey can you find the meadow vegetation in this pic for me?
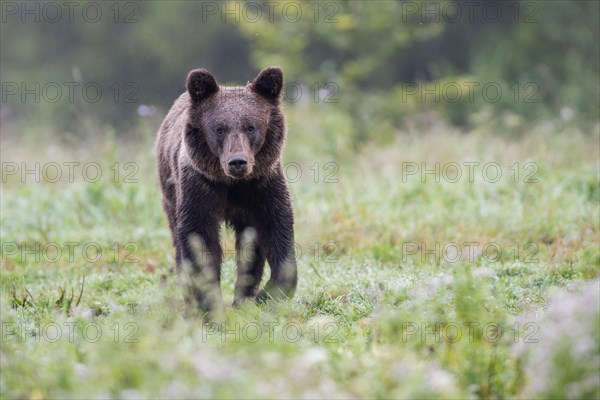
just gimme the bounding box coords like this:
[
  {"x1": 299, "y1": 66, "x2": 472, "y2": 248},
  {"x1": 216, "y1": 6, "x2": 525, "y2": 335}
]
[{"x1": 1, "y1": 109, "x2": 598, "y2": 398}]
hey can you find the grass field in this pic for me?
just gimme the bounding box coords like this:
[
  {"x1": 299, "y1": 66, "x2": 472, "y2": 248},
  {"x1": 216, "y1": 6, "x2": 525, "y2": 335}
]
[{"x1": 1, "y1": 114, "x2": 599, "y2": 398}]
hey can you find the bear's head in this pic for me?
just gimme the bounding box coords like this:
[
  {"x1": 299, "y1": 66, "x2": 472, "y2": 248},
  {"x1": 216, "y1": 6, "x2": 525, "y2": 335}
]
[{"x1": 183, "y1": 67, "x2": 285, "y2": 181}]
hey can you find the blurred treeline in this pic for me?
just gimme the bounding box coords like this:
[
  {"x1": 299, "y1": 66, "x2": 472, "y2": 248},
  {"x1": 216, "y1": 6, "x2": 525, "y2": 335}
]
[{"x1": 1, "y1": 0, "x2": 598, "y2": 141}]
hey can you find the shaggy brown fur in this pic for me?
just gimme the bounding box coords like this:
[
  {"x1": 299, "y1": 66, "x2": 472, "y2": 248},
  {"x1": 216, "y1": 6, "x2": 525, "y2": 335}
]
[{"x1": 155, "y1": 67, "x2": 297, "y2": 316}]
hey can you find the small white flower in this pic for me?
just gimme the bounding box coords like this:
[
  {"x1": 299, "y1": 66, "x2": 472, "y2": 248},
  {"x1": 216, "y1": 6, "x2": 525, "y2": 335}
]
[
  {"x1": 137, "y1": 105, "x2": 156, "y2": 117},
  {"x1": 560, "y1": 107, "x2": 574, "y2": 121}
]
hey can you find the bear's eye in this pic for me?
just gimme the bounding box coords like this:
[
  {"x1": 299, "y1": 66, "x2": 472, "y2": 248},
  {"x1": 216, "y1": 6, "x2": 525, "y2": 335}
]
[
  {"x1": 216, "y1": 127, "x2": 225, "y2": 136},
  {"x1": 247, "y1": 126, "x2": 255, "y2": 134}
]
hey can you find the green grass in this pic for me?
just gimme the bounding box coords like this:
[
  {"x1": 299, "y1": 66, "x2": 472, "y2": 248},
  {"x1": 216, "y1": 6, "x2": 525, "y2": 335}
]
[{"x1": 1, "y1": 119, "x2": 599, "y2": 399}]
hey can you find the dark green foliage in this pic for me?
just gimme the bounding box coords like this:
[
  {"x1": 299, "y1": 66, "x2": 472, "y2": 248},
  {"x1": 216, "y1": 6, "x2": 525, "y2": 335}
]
[{"x1": 2, "y1": 1, "x2": 598, "y2": 138}]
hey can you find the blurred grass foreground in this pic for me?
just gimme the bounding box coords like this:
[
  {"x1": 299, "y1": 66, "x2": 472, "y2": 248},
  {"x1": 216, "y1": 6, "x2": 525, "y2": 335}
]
[{"x1": 1, "y1": 0, "x2": 599, "y2": 399}]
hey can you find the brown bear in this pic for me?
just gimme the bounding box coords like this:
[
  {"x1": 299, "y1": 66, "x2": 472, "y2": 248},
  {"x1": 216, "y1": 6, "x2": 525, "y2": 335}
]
[{"x1": 155, "y1": 67, "x2": 297, "y2": 317}]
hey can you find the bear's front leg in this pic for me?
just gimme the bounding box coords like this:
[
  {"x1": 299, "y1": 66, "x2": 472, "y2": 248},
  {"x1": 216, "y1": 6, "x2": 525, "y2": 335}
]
[
  {"x1": 254, "y1": 175, "x2": 298, "y2": 302},
  {"x1": 175, "y1": 170, "x2": 226, "y2": 318},
  {"x1": 232, "y1": 222, "x2": 266, "y2": 306}
]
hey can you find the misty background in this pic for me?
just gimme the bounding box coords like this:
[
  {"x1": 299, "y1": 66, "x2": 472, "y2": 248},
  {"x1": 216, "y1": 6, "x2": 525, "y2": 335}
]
[{"x1": 1, "y1": 0, "x2": 598, "y2": 146}]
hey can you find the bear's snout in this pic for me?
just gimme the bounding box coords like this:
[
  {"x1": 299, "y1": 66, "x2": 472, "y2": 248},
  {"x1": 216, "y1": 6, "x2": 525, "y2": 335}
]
[
  {"x1": 221, "y1": 133, "x2": 255, "y2": 178},
  {"x1": 227, "y1": 155, "x2": 248, "y2": 176}
]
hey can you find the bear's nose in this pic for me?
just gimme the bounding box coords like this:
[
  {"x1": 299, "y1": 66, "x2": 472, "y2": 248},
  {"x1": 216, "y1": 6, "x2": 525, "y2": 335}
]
[{"x1": 227, "y1": 156, "x2": 248, "y2": 171}]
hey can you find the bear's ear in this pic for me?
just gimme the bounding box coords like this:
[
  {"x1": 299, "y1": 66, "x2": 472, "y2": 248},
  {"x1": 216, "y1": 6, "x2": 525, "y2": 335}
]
[
  {"x1": 186, "y1": 69, "x2": 219, "y2": 104},
  {"x1": 251, "y1": 66, "x2": 283, "y2": 100}
]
